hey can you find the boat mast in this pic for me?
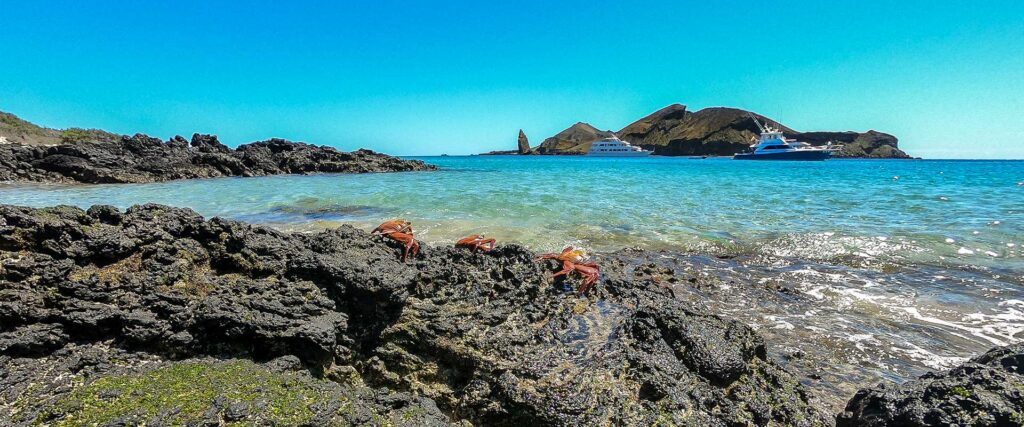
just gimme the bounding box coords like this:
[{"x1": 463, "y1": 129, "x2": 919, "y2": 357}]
[{"x1": 747, "y1": 112, "x2": 768, "y2": 134}]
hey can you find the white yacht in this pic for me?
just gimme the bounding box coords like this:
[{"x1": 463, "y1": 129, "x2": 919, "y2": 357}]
[
  {"x1": 586, "y1": 135, "x2": 652, "y2": 157},
  {"x1": 734, "y1": 114, "x2": 841, "y2": 160}
]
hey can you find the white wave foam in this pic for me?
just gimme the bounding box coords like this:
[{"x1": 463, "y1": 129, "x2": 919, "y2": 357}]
[
  {"x1": 901, "y1": 307, "x2": 1013, "y2": 346},
  {"x1": 893, "y1": 341, "x2": 967, "y2": 369}
]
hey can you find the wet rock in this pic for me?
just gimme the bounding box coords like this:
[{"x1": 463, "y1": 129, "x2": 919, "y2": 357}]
[
  {"x1": 0, "y1": 134, "x2": 436, "y2": 184},
  {"x1": 837, "y1": 343, "x2": 1024, "y2": 426},
  {"x1": 1, "y1": 203, "x2": 829, "y2": 425}
]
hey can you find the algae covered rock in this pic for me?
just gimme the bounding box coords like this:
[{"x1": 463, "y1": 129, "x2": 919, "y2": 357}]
[{"x1": 3, "y1": 345, "x2": 447, "y2": 426}]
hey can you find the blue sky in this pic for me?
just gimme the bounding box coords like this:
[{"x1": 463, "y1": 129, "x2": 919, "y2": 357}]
[{"x1": 1, "y1": 1, "x2": 1022, "y2": 158}]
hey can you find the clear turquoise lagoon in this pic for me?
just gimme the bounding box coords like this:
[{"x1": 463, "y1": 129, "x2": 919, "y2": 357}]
[
  {"x1": 3, "y1": 156, "x2": 1020, "y2": 268},
  {"x1": 2, "y1": 156, "x2": 1022, "y2": 406}
]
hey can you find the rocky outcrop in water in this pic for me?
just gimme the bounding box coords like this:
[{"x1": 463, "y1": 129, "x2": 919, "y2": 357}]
[
  {"x1": 536, "y1": 104, "x2": 911, "y2": 158},
  {"x1": 517, "y1": 129, "x2": 531, "y2": 154},
  {"x1": 0, "y1": 203, "x2": 830, "y2": 425},
  {"x1": 480, "y1": 130, "x2": 535, "y2": 155},
  {"x1": 837, "y1": 343, "x2": 1024, "y2": 426},
  {"x1": 0, "y1": 133, "x2": 436, "y2": 184}
]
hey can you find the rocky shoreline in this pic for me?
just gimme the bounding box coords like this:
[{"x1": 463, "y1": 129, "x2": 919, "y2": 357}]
[
  {"x1": 1, "y1": 204, "x2": 1020, "y2": 425},
  {"x1": 0, "y1": 133, "x2": 436, "y2": 184}
]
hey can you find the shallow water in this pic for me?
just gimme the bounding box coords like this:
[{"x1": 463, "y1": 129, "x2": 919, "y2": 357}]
[{"x1": 2, "y1": 155, "x2": 1022, "y2": 408}]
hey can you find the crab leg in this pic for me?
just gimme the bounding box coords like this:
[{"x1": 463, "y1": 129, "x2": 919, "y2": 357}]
[{"x1": 551, "y1": 260, "x2": 577, "y2": 278}]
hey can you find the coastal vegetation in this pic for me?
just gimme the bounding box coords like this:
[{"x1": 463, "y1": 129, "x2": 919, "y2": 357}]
[
  {"x1": 0, "y1": 111, "x2": 64, "y2": 146},
  {"x1": 59, "y1": 127, "x2": 121, "y2": 144}
]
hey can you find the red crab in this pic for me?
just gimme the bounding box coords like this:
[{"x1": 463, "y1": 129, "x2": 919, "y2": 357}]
[
  {"x1": 372, "y1": 219, "x2": 412, "y2": 235},
  {"x1": 455, "y1": 234, "x2": 496, "y2": 252},
  {"x1": 537, "y1": 246, "x2": 601, "y2": 294},
  {"x1": 372, "y1": 219, "x2": 420, "y2": 261}
]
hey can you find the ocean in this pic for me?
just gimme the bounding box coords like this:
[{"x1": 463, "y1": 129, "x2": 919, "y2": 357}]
[{"x1": 2, "y1": 155, "x2": 1021, "y2": 408}]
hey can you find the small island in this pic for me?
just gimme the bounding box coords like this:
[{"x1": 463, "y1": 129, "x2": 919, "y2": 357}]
[{"x1": 485, "y1": 104, "x2": 912, "y2": 159}]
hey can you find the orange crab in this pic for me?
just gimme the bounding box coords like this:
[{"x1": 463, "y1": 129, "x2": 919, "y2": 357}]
[
  {"x1": 455, "y1": 234, "x2": 496, "y2": 252},
  {"x1": 537, "y1": 246, "x2": 601, "y2": 294},
  {"x1": 372, "y1": 219, "x2": 412, "y2": 236},
  {"x1": 372, "y1": 219, "x2": 420, "y2": 261}
]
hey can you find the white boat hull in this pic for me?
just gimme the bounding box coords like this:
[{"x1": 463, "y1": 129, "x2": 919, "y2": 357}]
[
  {"x1": 734, "y1": 150, "x2": 833, "y2": 160},
  {"x1": 586, "y1": 152, "x2": 652, "y2": 157}
]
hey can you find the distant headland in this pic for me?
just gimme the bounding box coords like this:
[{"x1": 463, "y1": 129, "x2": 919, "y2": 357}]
[
  {"x1": 0, "y1": 111, "x2": 436, "y2": 184},
  {"x1": 486, "y1": 104, "x2": 912, "y2": 158}
]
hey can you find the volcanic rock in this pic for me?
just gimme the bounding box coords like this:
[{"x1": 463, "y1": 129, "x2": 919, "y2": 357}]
[
  {"x1": 517, "y1": 129, "x2": 531, "y2": 154},
  {"x1": 837, "y1": 343, "x2": 1024, "y2": 426},
  {"x1": 0, "y1": 203, "x2": 830, "y2": 425},
  {"x1": 0, "y1": 133, "x2": 436, "y2": 184},
  {"x1": 800, "y1": 130, "x2": 910, "y2": 159}
]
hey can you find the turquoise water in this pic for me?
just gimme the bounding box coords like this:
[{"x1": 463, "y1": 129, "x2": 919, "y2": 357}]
[
  {"x1": 3, "y1": 156, "x2": 1021, "y2": 269},
  {"x1": 2, "y1": 156, "x2": 1022, "y2": 406}
]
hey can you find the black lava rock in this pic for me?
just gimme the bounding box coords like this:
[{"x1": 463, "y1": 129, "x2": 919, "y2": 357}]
[
  {"x1": 1, "y1": 203, "x2": 830, "y2": 425},
  {"x1": 837, "y1": 343, "x2": 1024, "y2": 426},
  {"x1": 0, "y1": 134, "x2": 436, "y2": 184}
]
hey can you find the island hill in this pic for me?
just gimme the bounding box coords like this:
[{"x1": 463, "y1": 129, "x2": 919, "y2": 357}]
[
  {"x1": 0, "y1": 111, "x2": 435, "y2": 184},
  {"x1": 501, "y1": 104, "x2": 911, "y2": 158}
]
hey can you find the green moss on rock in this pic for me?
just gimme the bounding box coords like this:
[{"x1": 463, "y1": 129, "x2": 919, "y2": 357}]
[{"x1": 40, "y1": 360, "x2": 338, "y2": 426}]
